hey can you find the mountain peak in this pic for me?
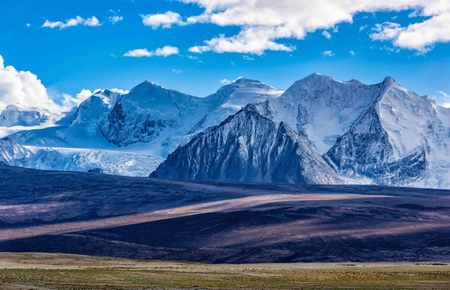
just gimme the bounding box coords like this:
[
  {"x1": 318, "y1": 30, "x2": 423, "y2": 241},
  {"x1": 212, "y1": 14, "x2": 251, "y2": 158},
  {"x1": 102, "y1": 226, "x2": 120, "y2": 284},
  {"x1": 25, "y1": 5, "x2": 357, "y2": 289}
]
[
  {"x1": 242, "y1": 103, "x2": 259, "y2": 113},
  {"x1": 303, "y1": 73, "x2": 333, "y2": 81},
  {"x1": 297, "y1": 74, "x2": 367, "y2": 87},
  {"x1": 233, "y1": 77, "x2": 261, "y2": 85},
  {"x1": 4, "y1": 104, "x2": 20, "y2": 111},
  {"x1": 382, "y1": 76, "x2": 397, "y2": 86},
  {"x1": 131, "y1": 80, "x2": 163, "y2": 92},
  {"x1": 292, "y1": 73, "x2": 341, "y2": 88},
  {"x1": 379, "y1": 76, "x2": 406, "y2": 93},
  {"x1": 206, "y1": 78, "x2": 283, "y2": 109}
]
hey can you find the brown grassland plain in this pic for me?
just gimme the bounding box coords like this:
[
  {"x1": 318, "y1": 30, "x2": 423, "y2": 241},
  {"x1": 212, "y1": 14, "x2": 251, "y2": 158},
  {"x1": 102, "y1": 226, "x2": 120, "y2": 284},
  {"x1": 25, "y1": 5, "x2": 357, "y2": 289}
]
[{"x1": 0, "y1": 253, "x2": 449, "y2": 289}]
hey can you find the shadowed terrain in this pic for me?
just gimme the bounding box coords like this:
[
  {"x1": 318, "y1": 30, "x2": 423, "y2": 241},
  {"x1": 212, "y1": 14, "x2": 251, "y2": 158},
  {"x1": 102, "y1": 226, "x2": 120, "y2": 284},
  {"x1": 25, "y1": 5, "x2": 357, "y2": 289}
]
[{"x1": 0, "y1": 165, "x2": 449, "y2": 263}]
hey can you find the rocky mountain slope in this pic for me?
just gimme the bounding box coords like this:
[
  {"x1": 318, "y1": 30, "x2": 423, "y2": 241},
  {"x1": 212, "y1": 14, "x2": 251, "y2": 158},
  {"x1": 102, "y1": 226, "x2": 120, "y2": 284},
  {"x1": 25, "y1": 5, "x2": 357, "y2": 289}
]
[{"x1": 151, "y1": 105, "x2": 342, "y2": 184}]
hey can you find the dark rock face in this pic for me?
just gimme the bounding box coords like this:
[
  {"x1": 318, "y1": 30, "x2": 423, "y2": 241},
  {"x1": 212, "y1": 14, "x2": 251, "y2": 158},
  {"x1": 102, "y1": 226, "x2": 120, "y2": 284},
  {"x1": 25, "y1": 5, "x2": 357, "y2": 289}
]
[
  {"x1": 324, "y1": 108, "x2": 427, "y2": 185},
  {"x1": 325, "y1": 108, "x2": 394, "y2": 171},
  {"x1": 101, "y1": 101, "x2": 177, "y2": 146},
  {"x1": 151, "y1": 105, "x2": 342, "y2": 185}
]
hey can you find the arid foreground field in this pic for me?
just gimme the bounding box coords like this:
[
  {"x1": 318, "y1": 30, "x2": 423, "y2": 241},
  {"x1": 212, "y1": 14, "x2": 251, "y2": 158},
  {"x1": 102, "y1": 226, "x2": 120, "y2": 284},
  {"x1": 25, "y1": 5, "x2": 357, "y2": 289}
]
[{"x1": 0, "y1": 253, "x2": 449, "y2": 289}]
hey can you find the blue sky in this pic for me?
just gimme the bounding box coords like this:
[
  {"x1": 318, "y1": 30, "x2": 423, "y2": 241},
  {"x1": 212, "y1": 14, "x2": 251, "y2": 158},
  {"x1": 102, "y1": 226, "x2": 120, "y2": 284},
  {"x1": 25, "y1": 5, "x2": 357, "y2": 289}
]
[{"x1": 0, "y1": 0, "x2": 449, "y2": 106}]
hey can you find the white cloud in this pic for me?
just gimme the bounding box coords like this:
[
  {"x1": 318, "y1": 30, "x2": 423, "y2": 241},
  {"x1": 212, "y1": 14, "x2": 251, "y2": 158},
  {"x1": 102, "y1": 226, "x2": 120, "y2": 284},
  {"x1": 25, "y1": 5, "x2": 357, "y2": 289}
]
[
  {"x1": 371, "y1": 22, "x2": 403, "y2": 41},
  {"x1": 438, "y1": 90, "x2": 450, "y2": 108},
  {"x1": 178, "y1": 0, "x2": 450, "y2": 54},
  {"x1": 124, "y1": 49, "x2": 152, "y2": 57},
  {"x1": 371, "y1": 13, "x2": 450, "y2": 53},
  {"x1": 322, "y1": 50, "x2": 335, "y2": 57},
  {"x1": 172, "y1": 68, "x2": 183, "y2": 74},
  {"x1": 59, "y1": 89, "x2": 93, "y2": 110},
  {"x1": 110, "y1": 88, "x2": 129, "y2": 95},
  {"x1": 322, "y1": 31, "x2": 332, "y2": 39},
  {"x1": 149, "y1": 46, "x2": 180, "y2": 57},
  {"x1": 42, "y1": 16, "x2": 101, "y2": 29},
  {"x1": 58, "y1": 88, "x2": 128, "y2": 111},
  {"x1": 124, "y1": 46, "x2": 180, "y2": 57},
  {"x1": 189, "y1": 28, "x2": 294, "y2": 55},
  {"x1": 109, "y1": 15, "x2": 123, "y2": 24},
  {"x1": 188, "y1": 45, "x2": 211, "y2": 54},
  {"x1": 219, "y1": 79, "x2": 233, "y2": 85},
  {"x1": 439, "y1": 91, "x2": 450, "y2": 98},
  {"x1": 349, "y1": 50, "x2": 356, "y2": 56},
  {"x1": 141, "y1": 11, "x2": 184, "y2": 29},
  {"x1": 0, "y1": 55, "x2": 61, "y2": 113}
]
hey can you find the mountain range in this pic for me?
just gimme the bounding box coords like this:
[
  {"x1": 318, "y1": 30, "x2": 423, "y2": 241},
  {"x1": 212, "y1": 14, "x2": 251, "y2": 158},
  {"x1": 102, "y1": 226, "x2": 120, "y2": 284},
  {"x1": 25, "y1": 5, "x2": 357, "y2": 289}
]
[{"x1": 1, "y1": 74, "x2": 449, "y2": 188}]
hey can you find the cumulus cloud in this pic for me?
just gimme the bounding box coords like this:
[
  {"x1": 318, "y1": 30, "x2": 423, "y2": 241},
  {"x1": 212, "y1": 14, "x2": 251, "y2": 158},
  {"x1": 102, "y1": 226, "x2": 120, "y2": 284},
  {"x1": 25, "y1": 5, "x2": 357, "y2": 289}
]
[
  {"x1": 0, "y1": 55, "x2": 61, "y2": 113},
  {"x1": 110, "y1": 88, "x2": 129, "y2": 95},
  {"x1": 42, "y1": 16, "x2": 101, "y2": 29},
  {"x1": 176, "y1": 0, "x2": 450, "y2": 54},
  {"x1": 371, "y1": 22, "x2": 403, "y2": 41},
  {"x1": 141, "y1": 11, "x2": 184, "y2": 29},
  {"x1": 109, "y1": 15, "x2": 123, "y2": 24},
  {"x1": 189, "y1": 28, "x2": 294, "y2": 55},
  {"x1": 124, "y1": 46, "x2": 180, "y2": 57},
  {"x1": 58, "y1": 88, "x2": 128, "y2": 111},
  {"x1": 188, "y1": 46, "x2": 210, "y2": 54},
  {"x1": 58, "y1": 90, "x2": 93, "y2": 111},
  {"x1": 371, "y1": 13, "x2": 450, "y2": 52},
  {"x1": 124, "y1": 49, "x2": 152, "y2": 57},
  {"x1": 322, "y1": 50, "x2": 335, "y2": 57}
]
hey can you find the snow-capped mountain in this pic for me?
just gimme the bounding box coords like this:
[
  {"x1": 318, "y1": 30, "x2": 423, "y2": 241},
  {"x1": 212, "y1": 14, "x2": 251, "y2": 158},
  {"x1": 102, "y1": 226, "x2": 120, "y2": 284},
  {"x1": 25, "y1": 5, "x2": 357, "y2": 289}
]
[
  {"x1": 0, "y1": 105, "x2": 53, "y2": 127},
  {"x1": 100, "y1": 79, "x2": 282, "y2": 153},
  {"x1": 255, "y1": 74, "x2": 450, "y2": 188},
  {"x1": 256, "y1": 73, "x2": 385, "y2": 154},
  {"x1": 151, "y1": 104, "x2": 342, "y2": 184},
  {"x1": 0, "y1": 74, "x2": 448, "y2": 187},
  {"x1": 0, "y1": 79, "x2": 283, "y2": 176},
  {"x1": 324, "y1": 77, "x2": 450, "y2": 188},
  {"x1": 193, "y1": 78, "x2": 283, "y2": 133},
  {"x1": 71, "y1": 89, "x2": 121, "y2": 128},
  {"x1": 0, "y1": 89, "x2": 163, "y2": 176},
  {"x1": 7, "y1": 89, "x2": 122, "y2": 148},
  {"x1": 100, "y1": 81, "x2": 209, "y2": 147}
]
